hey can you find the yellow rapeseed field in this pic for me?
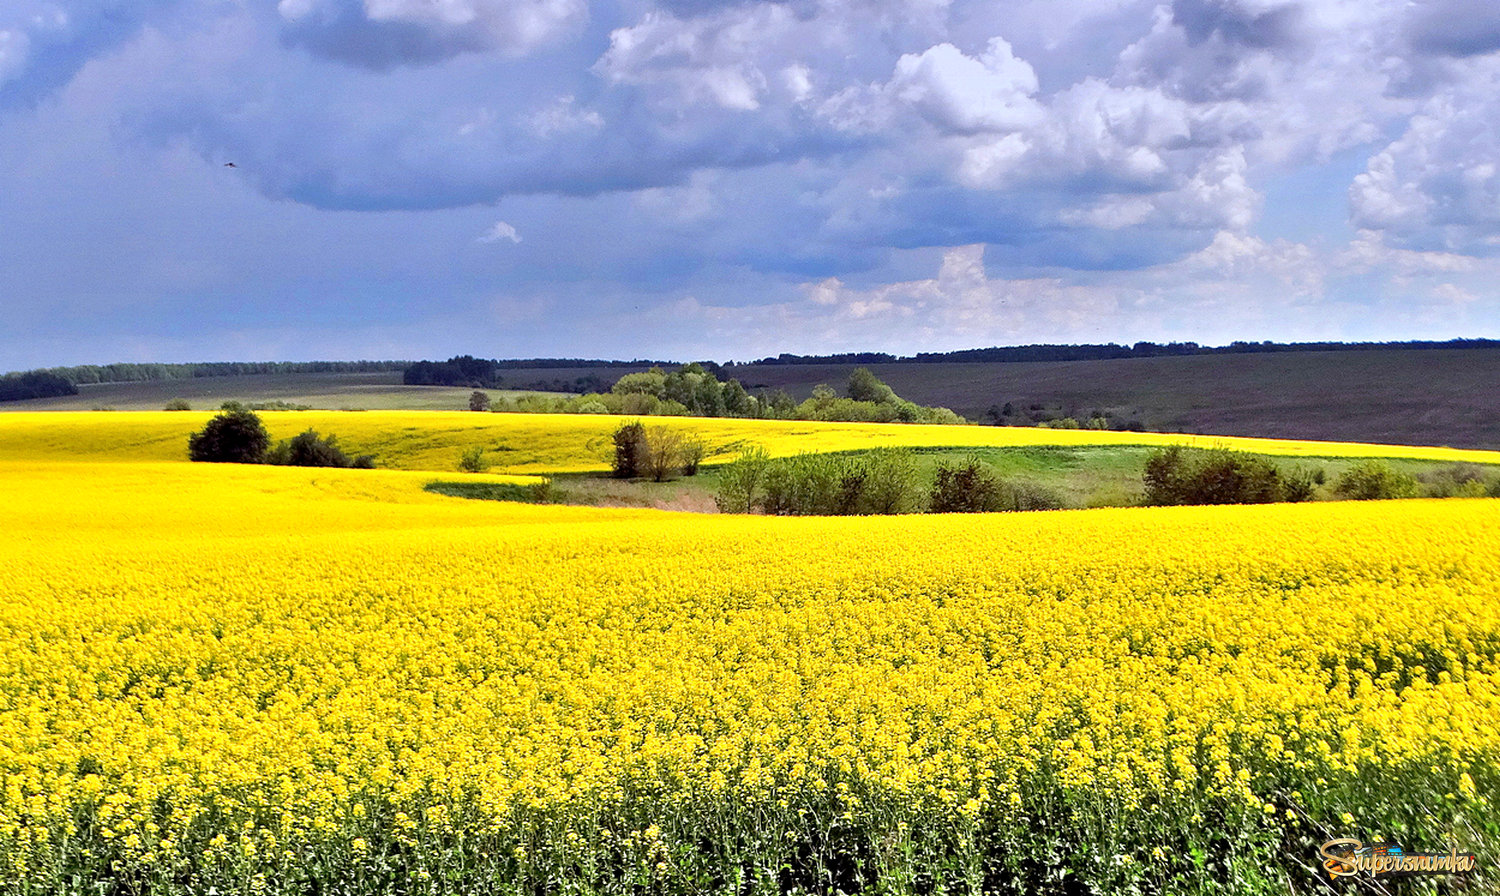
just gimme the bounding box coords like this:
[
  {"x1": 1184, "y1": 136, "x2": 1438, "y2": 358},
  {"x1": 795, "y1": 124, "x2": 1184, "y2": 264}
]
[
  {"x1": 0, "y1": 436, "x2": 1496, "y2": 893},
  {"x1": 3, "y1": 410, "x2": 1499, "y2": 474}
]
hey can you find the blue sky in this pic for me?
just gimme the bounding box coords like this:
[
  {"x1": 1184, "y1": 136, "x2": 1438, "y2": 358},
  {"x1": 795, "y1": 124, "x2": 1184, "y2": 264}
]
[{"x1": 2, "y1": 0, "x2": 1499, "y2": 366}]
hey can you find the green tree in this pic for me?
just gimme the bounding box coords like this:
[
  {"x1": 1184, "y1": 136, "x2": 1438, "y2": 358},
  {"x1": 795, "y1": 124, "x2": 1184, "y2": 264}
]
[
  {"x1": 721, "y1": 379, "x2": 752, "y2": 416},
  {"x1": 612, "y1": 421, "x2": 647, "y2": 478},
  {"x1": 187, "y1": 404, "x2": 270, "y2": 464},
  {"x1": 469, "y1": 391, "x2": 491, "y2": 412},
  {"x1": 611, "y1": 368, "x2": 667, "y2": 397},
  {"x1": 643, "y1": 426, "x2": 686, "y2": 482},
  {"x1": 846, "y1": 367, "x2": 896, "y2": 403},
  {"x1": 680, "y1": 436, "x2": 707, "y2": 476},
  {"x1": 858, "y1": 448, "x2": 922, "y2": 514},
  {"x1": 714, "y1": 447, "x2": 770, "y2": 513}
]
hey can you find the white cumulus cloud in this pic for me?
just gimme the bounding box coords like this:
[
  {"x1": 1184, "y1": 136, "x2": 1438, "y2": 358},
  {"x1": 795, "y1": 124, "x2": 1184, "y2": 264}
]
[{"x1": 478, "y1": 220, "x2": 521, "y2": 243}]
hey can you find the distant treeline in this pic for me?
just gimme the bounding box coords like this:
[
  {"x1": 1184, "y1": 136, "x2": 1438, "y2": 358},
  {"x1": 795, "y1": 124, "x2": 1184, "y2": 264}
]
[
  {"x1": 488, "y1": 357, "x2": 673, "y2": 370},
  {"x1": 743, "y1": 338, "x2": 1500, "y2": 366},
  {"x1": 4, "y1": 360, "x2": 408, "y2": 386},
  {"x1": 405, "y1": 355, "x2": 681, "y2": 389},
  {"x1": 0, "y1": 371, "x2": 78, "y2": 402}
]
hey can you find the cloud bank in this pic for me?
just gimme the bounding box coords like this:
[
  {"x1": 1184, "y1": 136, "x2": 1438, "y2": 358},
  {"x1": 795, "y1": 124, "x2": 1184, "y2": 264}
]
[{"x1": 1, "y1": 0, "x2": 1499, "y2": 365}]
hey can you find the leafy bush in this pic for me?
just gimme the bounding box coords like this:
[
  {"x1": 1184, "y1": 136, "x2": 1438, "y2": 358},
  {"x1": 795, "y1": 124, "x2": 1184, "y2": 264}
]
[
  {"x1": 529, "y1": 476, "x2": 556, "y2": 503},
  {"x1": 994, "y1": 478, "x2": 1067, "y2": 512},
  {"x1": 846, "y1": 367, "x2": 896, "y2": 403},
  {"x1": 680, "y1": 436, "x2": 706, "y2": 476},
  {"x1": 187, "y1": 404, "x2": 270, "y2": 464},
  {"x1": 612, "y1": 421, "x2": 647, "y2": 478},
  {"x1": 469, "y1": 391, "x2": 491, "y2": 412},
  {"x1": 930, "y1": 458, "x2": 1067, "y2": 513},
  {"x1": 266, "y1": 430, "x2": 373, "y2": 468},
  {"x1": 643, "y1": 426, "x2": 686, "y2": 482},
  {"x1": 1418, "y1": 463, "x2": 1497, "y2": 498},
  {"x1": 1282, "y1": 467, "x2": 1320, "y2": 503},
  {"x1": 457, "y1": 446, "x2": 490, "y2": 473},
  {"x1": 1144, "y1": 446, "x2": 1294, "y2": 506},
  {"x1": 714, "y1": 447, "x2": 770, "y2": 513},
  {"x1": 163, "y1": 399, "x2": 191, "y2": 411},
  {"x1": 739, "y1": 448, "x2": 921, "y2": 516},
  {"x1": 929, "y1": 457, "x2": 1004, "y2": 513},
  {"x1": 1335, "y1": 460, "x2": 1420, "y2": 500}
]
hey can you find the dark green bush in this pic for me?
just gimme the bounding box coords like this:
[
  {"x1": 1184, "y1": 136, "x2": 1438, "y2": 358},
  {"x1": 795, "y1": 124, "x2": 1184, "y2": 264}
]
[
  {"x1": 747, "y1": 449, "x2": 921, "y2": 516},
  {"x1": 1335, "y1": 460, "x2": 1420, "y2": 500},
  {"x1": 612, "y1": 421, "x2": 647, "y2": 478},
  {"x1": 187, "y1": 404, "x2": 270, "y2": 463},
  {"x1": 1282, "y1": 467, "x2": 1319, "y2": 503},
  {"x1": 163, "y1": 399, "x2": 191, "y2": 411},
  {"x1": 930, "y1": 457, "x2": 1004, "y2": 513},
  {"x1": 714, "y1": 447, "x2": 770, "y2": 513},
  {"x1": 1144, "y1": 446, "x2": 1291, "y2": 505},
  {"x1": 267, "y1": 429, "x2": 373, "y2": 468}
]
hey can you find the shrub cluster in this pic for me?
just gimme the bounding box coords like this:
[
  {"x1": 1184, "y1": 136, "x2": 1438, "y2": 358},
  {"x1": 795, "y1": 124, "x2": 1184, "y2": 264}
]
[
  {"x1": 187, "y1": 405, "x2": 270, "y2": 463},
  {"x1": 1334, "y1": 460, "x2": 1420, "y2": 500},
  {"x1": 716, "y1": 451, "x2": 1064, "y2": 516},
  {"x1": 188, "y1": 404, "x2": 373, "y2": 468},
  {"x1": 1417, "y1": 463, "x2": 1500, "y2": 498},
  {"x1": 266, "y1": 430, "x2": 374, "y2": 468},
  {"x1": 476, "y1": 366, "x2": 966, "y2": 425},
  {"x1": 1143, "y1": 446, "x2": 1315, "y2": 506},
  {"x1": 929, "y1": 457, "x2": 1065, "y2": 513},
  {"x1": 610, "y1": 422, "x2": 706, "y2": 482},
  {"x1": 715, "y1": 449, "x2": 926, "y2": 515}
]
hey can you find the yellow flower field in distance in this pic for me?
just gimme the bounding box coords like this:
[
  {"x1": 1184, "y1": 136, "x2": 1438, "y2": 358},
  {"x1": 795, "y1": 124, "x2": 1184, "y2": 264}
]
[
  {"x1": 2, "y1": 409, "x2": 1498, "y2": 474},
  {"x1": 0, "y1": 455, "x2": 1496, "y2": 894}
]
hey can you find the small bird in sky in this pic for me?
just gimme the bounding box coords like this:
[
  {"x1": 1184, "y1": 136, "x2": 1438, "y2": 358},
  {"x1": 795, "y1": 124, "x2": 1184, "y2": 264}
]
[{"x1": 224, "y1": 162, "x2": 237, "y2": 168}]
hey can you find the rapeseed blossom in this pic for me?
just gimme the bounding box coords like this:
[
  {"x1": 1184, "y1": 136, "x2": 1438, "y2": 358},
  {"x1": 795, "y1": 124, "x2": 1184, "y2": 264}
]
[{"x1": 0, "y1": 414, "x2": 1494, "y2": 893}]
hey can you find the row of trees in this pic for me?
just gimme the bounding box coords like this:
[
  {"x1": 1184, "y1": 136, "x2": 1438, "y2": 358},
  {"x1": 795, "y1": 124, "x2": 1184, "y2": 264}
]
[
  {"x1": 187, "y1": 404, "x2": 373, "y2": 468},
  {"x1": 1139, "y1": 448, "x2": 1500, "y2": 505},
  {"x1": 466, "y1": 366, "x2": 966, "y2": 425},
  {"x1": 711, "y1": 445, "x2": 1491, "y2": 515},
  {"x1": 1142, "y1": 446, "x2": 1318, "y2": 505},
  {"x1": 752, "y1": 337, "x2": 1500, "y2": 365},
  {"x1": 7, "y1": 360, "x2": 403, "y2": 387},
  {"x1": 404, "y1": 356, "x2": 506, "y2": 388},
  {"x1": 0, "y1": 371, "x2": 76, "y2": 402}
]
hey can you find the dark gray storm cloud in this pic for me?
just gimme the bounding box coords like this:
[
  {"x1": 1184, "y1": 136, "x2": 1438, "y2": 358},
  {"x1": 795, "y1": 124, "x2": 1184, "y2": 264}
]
[
  {"x1": 275, "y1": 0, "x2": 587, "y2": 69},
  {"x1": 1406, "y1": 0, "x2": 1500, "y2": 58}
]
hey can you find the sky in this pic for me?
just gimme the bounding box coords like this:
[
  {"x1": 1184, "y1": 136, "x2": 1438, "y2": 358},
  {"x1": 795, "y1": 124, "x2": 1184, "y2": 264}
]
[{"x1": 2, "y1": 0, "x2": 1499, "y2": 367}]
